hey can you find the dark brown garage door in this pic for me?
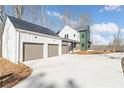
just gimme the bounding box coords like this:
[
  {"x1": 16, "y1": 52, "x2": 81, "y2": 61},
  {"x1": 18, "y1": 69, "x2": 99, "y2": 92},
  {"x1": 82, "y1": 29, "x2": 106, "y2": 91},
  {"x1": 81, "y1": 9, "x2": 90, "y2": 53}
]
[
  {"x1": 48, "y1": 44, "x2": 58, "y2": 57},
  {"x1": 23, "y1": 43, "x2": 43, "y2": 61},
  {"x1": 62, "y1": 45, "x2": 69, "y2": 54}
]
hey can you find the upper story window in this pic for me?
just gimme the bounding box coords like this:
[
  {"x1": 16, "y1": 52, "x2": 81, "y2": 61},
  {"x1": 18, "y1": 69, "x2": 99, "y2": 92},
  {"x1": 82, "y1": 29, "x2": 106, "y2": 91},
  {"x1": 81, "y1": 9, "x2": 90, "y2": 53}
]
[
  {"x1": 82, "y1": 34, "x2": 84, "y2": 38},
  {"x1": 64, "y1": 35, "x2": 66, "y2": 38},
  {"x1": 64, "y1": 34, "x2": 69, "y2": 39},
  {"x1": 74, "y1": 34, "x2": 75, "y2": 37},
  {"x1": 67, "y1": 34, "x2": 69, "y2": 39},
  {"x1": 82, "y1": 43, "x2": 84, "y2": 47}
]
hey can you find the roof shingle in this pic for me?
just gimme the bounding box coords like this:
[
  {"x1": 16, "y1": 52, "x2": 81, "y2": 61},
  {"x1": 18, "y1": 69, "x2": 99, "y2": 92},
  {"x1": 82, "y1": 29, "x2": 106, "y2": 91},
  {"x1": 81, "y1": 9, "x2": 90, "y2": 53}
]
[{"x1": 8, "y1": 16, "x2": 57, "y2": 36}]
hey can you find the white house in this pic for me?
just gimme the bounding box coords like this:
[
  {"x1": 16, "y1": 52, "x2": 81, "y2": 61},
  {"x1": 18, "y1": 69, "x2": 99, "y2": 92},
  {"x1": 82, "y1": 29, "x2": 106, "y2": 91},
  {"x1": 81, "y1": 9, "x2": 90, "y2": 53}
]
[
  {"x1": 2, "y1": 16, "x2": 62, "y2": 64},
  {"x1": 58, "y1": 25, "x2": 80, "y2": 42},
  {"x1": 58, "y1": 25, "x2": 80, "y2": 52}
]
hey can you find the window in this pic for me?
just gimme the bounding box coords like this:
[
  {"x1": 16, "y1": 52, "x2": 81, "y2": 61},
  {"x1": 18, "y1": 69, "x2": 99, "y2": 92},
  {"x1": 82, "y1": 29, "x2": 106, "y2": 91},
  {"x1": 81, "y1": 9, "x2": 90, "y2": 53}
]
[
  {"x1": 74, "y1": 34, "x2": 75, "y2": 37},
  {"x1": 82, "y1": 35, "x2": 84, "y2": 38},
  {"x1": 82, "y1": 43, "x2": 84, "y2": 47},
  {"x1": 64, "y1": 34, "x2": 69, "y2": 39},
  {"x1": 64, "y1": 35, "x2": 66, "y2": 38},
  {"x1": 67, "y1": 34, "x2": 69, "y2": 39}
]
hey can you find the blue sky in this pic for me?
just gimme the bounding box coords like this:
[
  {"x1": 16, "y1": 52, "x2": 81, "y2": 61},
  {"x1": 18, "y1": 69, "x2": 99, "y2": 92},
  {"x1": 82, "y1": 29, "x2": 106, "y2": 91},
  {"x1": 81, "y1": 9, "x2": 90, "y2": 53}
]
[{"x1": 4, "y1": 5, "x2": 124, "y2": 45}]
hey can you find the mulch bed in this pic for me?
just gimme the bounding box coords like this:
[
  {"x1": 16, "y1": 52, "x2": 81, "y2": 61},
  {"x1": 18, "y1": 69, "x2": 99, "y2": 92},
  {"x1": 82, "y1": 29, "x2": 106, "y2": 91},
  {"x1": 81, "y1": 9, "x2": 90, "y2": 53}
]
[
  {"x1": 74, "y1": 50, "x2": 112, "y2": 55},
  {"x1": 0, "y1": 57, "x2": 32, "y2": 88}
]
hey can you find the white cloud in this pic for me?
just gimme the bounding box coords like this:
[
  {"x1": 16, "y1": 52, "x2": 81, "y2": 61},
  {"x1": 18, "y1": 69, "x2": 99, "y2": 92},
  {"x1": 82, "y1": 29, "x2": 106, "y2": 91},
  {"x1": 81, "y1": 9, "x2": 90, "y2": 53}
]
[
  {"x1": 100, "y1": 5, "x2": 121, "y2": 12},
  {"x1": 90, "y1": 22, "x2": 124, "y2": 45},
  {"x1": 104, "y1": 5, "x2": 121, "y2": 11},
  {"x1": 91, "y1": 34, "x2": 113, "y2": 45},
  {"x1": 47, "y1": 11, "x2": 60, "y2": 17},
  {"x1": 47, "y1": 11, "x2": 83, "y2": 29},
  {"x1": 90, "y1": 23, "x2": 119, "y2": 33},
  {"x1": 120, "y1": 28, "x2": 124, "y2": 32}
]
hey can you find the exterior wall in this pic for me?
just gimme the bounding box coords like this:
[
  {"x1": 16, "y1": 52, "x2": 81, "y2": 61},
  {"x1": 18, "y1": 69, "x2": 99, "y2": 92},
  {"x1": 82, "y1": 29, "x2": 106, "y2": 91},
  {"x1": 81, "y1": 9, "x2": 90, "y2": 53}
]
[
  {"x1": 58, "y1": 25, "x2": 80, "y2": 42},
  {"x1": 18, "y1": 30, "x2": 62, "y2": 62},
  {"x1": 80, "y1": 31, "x2": 87, "y2": 50},
  {"x1": 79, "y1": 29, "x2": 90, "y2": 50},
  {"x1": 2, "y1": 17, "x2": 18, "y2": 64}
]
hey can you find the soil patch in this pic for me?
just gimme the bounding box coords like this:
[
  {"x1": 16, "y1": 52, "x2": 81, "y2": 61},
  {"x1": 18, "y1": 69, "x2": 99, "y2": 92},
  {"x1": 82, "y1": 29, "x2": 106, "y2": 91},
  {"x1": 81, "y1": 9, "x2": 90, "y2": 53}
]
[
  {"x1": 0, "y1": 57, "x2": 32, "y2": 88},
  {"x1": 74, "y1": 50, "x2": 112, "y2": 55}
]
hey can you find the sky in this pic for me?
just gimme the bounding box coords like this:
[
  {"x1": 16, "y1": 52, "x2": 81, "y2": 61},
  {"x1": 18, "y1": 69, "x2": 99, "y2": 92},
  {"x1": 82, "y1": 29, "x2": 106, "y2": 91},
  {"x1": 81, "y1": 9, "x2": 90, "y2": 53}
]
[{"x1": 4, "y1": 5, "x2": 124, "y2": 45}]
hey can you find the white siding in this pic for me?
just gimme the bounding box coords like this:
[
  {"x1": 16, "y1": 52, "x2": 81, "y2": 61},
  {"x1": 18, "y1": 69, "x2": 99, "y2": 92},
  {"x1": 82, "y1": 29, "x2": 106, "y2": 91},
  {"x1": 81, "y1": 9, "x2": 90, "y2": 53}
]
[
  {"x1": 2, "y1": 17, "x2": 18, "y2": 64},
  {"x1": 58, "y1": 25, "x2": 80, "y2": 41},
  {"x1": 18, "y1": 30, "x2": 62, "y2": 62},
  {"x1": 2, "y1": 17, "x2": 62, "y2": 63}
]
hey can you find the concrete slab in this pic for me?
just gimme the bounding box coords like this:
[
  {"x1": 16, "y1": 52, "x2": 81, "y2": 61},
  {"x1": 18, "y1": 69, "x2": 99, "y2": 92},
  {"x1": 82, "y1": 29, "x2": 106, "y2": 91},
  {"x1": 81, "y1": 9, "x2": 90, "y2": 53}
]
[{"x1": 14, "y1": 53, "x2": 124, "y2": 88}]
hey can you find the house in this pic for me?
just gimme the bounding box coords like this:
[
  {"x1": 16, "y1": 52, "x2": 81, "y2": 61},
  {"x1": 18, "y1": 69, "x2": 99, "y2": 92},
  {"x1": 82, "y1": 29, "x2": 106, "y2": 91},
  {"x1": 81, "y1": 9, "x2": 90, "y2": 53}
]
[
  {"x1": 2, "y1": 16, "x2": 63, "y2": 64},
  {"x1": 58, "y1": 25, "x2": 91, "y2": 51},
  {"x1": 58, "y1": 25, "x2": 80, "y2": 52},
  {"x1": 78, "y1": 26, "x2": 91, "y2": 50}
]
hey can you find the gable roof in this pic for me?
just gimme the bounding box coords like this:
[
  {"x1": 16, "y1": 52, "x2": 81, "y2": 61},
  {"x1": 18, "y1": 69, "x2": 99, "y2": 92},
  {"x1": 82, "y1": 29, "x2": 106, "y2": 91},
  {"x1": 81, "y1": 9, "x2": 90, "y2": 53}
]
[{"x1": 8, "y1": 16, "x2": 57, "y2": 36}]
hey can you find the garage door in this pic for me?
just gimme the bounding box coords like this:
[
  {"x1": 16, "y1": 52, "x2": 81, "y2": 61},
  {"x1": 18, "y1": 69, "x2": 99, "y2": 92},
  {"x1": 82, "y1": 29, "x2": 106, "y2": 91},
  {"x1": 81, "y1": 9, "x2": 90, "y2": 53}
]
[
  {"x1": 23, "y1": 43, "x2": 43, "y2": 61},
  {"x1": 76, "y1": 43, "x2": 80, "y2": 50},
  {"x1": 62, "y1": 45, "x2": 69, "y2": 54},
  {"x1": 48, "y1": 44, "x2": 58, "y2": 57}
]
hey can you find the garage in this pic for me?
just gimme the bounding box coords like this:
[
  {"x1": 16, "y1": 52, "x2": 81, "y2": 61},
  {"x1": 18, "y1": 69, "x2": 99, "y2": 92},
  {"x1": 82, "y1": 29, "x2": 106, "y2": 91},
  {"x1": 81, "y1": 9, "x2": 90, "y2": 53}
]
[
  {"x1": 76, "y1": 43, "x2": 80, "y2": 50},
  {"x1": 62, "y1": 45, "x2": 69, "y2": 54},
  {"x1": 23, "y1": 43, "x2": 43, "y2": 61},
  {"x1": 48, "y1": 44, "x2": 58, "y2": 57}
]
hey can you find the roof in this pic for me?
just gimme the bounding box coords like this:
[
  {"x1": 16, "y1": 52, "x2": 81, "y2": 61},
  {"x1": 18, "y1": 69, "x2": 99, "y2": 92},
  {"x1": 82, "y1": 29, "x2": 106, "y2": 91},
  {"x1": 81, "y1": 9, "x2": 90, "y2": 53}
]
[
  {"x1": 8, "y1": 16, "x2": 57, "y2": 36},
  {"x1": 76, "y1": 25, "x2": 89, "y2": 32}
]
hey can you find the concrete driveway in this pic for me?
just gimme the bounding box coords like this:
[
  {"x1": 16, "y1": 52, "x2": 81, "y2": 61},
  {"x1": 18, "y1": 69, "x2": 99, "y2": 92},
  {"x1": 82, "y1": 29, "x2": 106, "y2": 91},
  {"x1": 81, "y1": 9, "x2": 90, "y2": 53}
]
[{"x1": 14, "y1": 53, "x2": 124, "y2": 88}]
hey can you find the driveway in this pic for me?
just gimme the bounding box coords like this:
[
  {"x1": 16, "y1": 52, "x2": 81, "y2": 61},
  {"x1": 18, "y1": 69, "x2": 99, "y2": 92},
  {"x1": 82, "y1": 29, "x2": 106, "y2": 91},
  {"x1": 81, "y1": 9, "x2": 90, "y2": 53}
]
[{"x1": 14, "y1": 53, "x2": 124, "y2": 88}]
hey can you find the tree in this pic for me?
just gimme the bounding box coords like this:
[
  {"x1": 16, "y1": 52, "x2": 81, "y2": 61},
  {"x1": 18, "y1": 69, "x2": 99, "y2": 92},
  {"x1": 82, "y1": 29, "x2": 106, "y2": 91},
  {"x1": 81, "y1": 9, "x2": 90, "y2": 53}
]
[
  {"x1": 13, "y1": 5, "x2": 24, "y2": 19},
  {"x1": 40, "y1": 5, "x2": 48, "y2": 27},
  {"x1": 0, "y1": 5, "x2": 6, "y2": 24},
  {"x1": 31, "y1": 6, "x2": 37, "y2": 24},
  {"x1": 111, "y1": 29, "x2": 124, "y2": 52},
  {"x1": 62, "y1": 7, "x2": 70, "y2": 25}
]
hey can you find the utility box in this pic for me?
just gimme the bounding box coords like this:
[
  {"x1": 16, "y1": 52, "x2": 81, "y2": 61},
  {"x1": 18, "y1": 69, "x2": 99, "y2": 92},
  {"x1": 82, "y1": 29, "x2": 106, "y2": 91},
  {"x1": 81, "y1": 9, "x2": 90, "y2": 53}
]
[{"x1": 79, "y1": 26, "x2": 91, "y2": 50}]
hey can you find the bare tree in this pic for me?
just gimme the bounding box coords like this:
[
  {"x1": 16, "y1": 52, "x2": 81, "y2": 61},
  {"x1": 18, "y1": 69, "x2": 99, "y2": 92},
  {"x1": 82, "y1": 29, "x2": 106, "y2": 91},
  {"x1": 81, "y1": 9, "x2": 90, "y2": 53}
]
[
  {"x1": 111, "y1": 29, "x2": 123, "y2": 52},
  {"x1": 40, "y1": 6, "x2": 48, "y2": 27},
  {"x1": 31, "y1": 6, "x2": 37, "y2": 24},
  {"x1": 62, "y1": 7, "x2": 70, "y2": 25},
  {"x1": 13, "y1": 5, "x2": 24, "y2": 19},
  {"x1": 0, "y1": 5, "x2": 6, "y2": 24}
]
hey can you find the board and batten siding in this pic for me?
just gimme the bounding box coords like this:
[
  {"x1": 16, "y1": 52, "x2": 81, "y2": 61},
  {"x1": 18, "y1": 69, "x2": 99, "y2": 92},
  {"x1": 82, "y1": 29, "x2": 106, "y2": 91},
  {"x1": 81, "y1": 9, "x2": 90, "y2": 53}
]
[
  {"x1": 2, "y1": 17, "x2": 18, "y2": 64},
  {"x1": 18, "y1": 30, "x2": 62, "y2": 62},
  {"x1": 58, "y1": 25, "x2": 80, "y2": 42},
  {"x1": 2, "y1": 17, "x2": 62, "y2": 63}
]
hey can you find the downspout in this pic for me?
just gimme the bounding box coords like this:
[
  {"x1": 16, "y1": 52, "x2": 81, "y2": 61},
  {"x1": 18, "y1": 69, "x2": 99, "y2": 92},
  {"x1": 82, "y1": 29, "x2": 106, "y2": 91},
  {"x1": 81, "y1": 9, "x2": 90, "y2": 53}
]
[{"x1": 16, "y1": 30, "x2": 20, "y2": 64}]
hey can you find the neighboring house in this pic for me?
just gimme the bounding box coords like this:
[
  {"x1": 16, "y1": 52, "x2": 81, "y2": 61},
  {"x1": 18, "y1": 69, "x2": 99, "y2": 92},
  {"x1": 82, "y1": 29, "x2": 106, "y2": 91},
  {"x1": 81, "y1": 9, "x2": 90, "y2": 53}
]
[
  {"x1": 78, "y1": 26, "x2": 91, "y2": 50},
  {"x1": 58, "y1": 25, "x2": 80, "y2": 52},
  {"x1": 58, "y1": 25, "x2": 80, "y2": 41},
  {"x1": 58, "y1": 25, "x2": 91, "y2": 51}
]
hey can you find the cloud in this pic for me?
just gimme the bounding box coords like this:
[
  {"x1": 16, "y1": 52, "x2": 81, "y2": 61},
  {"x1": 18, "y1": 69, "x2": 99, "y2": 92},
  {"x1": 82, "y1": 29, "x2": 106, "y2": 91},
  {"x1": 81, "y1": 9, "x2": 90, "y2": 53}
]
[
  {"x1": 47, "y1": 11, "x2": 84, "y2": 29},
  {"x1": 100, "y1": 5, "x2": 121, "y2": 12},
  {"x1": 91, "y1": 34, "x2": 108, "y2": 45},
  {"x1": 90, "y1": 22, "x2": 124, "y2": 45},
  {"x1": 90, "y1": 23, "x2": 119, "y2": 33},
  {"x1": 104, "y1": 5, "x2": 121, "y2": 11},
  {"x1": 47, "y1": 11, "x2": 61, "y2": 17},
  {"x1": 91, "y1": 34, "x2": 113, "y2": 45}
]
